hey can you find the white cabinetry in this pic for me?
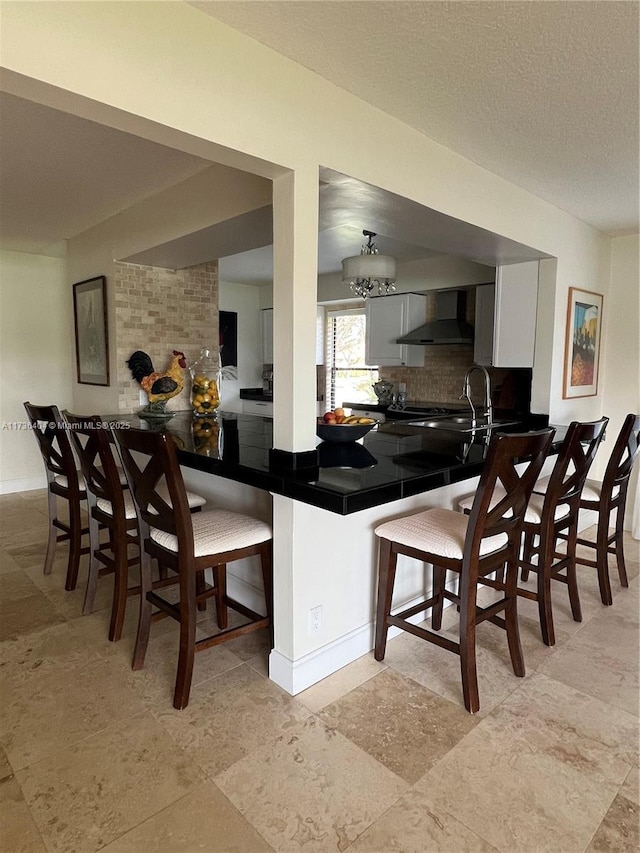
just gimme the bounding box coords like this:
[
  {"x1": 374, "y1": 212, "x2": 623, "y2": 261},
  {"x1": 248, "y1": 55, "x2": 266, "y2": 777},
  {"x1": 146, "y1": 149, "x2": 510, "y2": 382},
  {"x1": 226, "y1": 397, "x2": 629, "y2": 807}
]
[
  {"x1": 261, "y1": 308, "x2": 273, "y2": 364},
  {"x1": 365, "y1": 294, "x2": 426, "y2": 367},
  {"x1": 242, "y1": 399, "x2": 273, "y2": 418},
  {"x1": 474, "y1": 261, "x2": 539, "y2": 368}
]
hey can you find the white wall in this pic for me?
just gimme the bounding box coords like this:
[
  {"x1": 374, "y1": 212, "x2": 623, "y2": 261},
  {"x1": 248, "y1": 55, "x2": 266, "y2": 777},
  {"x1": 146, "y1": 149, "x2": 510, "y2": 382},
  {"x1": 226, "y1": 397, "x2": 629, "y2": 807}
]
[
  {"x1": 600, "y1": 235, "x2": 640, "y2": 530},
  {"x1": 219, "y1": 280, "x2": 263, "y2": 412},
  {"x1": 0, "y1": 250, "x2": 72, "y2": 491}
]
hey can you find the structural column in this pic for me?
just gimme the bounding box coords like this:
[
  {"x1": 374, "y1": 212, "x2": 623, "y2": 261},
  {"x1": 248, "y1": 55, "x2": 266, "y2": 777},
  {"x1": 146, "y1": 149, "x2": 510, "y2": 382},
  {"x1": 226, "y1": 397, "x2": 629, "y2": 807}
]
[{"x1": 269, "y1": 165, "x2": 320, "y2": 685}]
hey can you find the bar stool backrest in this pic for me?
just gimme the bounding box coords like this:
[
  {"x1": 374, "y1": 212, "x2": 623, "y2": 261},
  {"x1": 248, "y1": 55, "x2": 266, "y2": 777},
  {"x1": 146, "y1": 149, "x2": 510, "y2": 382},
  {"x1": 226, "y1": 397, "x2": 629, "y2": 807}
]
[
  {"x1": 23, "y1": 402, "x2": 81, "y2": 495},
  {"x1": 465, "y1": 429, "x2": 555, "y2": 564},
  {"x1": 111, "y1": 425, "x2": 194, "y2": 561},
  {"x1": 603, "y1": 413, "x2": 640, "y2": 498},
  {"x1": 61, "y1": 412, "x2": 126, "y2": 520},
  {"x1": 542, "y1": 418, "x2": 608, "y2": 515}
]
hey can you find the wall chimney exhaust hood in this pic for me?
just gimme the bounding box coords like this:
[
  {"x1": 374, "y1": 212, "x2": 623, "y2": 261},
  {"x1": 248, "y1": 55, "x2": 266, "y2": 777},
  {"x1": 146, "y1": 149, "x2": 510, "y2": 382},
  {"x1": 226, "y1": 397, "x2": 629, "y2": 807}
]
[{"x1": 396, "y1": 289, "x2": 476, "y2": 346}]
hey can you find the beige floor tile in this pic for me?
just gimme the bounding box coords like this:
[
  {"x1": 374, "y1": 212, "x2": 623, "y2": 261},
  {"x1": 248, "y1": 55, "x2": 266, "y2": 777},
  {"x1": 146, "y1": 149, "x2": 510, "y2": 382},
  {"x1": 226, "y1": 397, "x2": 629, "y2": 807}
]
[
  {"x1": 0, "y1": 775, "x2": 47, "y2": 853},
  {"x1": 119, "y1": 625, "x2": 245, "y2": 709},
  {"x1": 586, "y1": 792, "x2": 640, "y2": 853},
  {"x1": 537, "y1": 599, "x2": 640, "y2": 716},
  {"x1": 0, "y1": 571, "x2": 66, "y2": 641},
  {"x1": 417, "y1": 672, "x2": 637, "y2": 853},
  {"x1": 101, "y1": 782, "x2": 274, "y2": 852},
  {"x1": 246, "y1": 649, "x2": 270, "y2": 678},
  {"x1": 152, "y1": 663, "x2": 311, "y2": 778},
  {"x1": 17, "y1": 711, "x2": 206, "y2": 853},
  {"x1": 383, "y1": 607, "x2": 568, "y2": 716},
  {"x1": 0, "y1": 656, "x2": 148, "y2": 770},
  {"x1": 0, "y1": 549, "x2": 24, "y2": 575},
  {"x1": 24, "y1": 556, "x2": 116, "y2": 620},
  {"x1": 296, "y1": 654, "x2": 388, "y2": 713},
  {"x1": 0, "y1": 744, "x2": 12, "y2": 780},
  {"x1": 319, "y1": 669, "x2": 477, "y2": 784},
  {"x1": 216, "y1": 714, "x2": 408, "y2": 852},
  {"x1": 620, "y1": 765, "x2": 640, "y2": 806},
  {"x1": 349, "y1": 787, "x2": 498, "y2": 853}
]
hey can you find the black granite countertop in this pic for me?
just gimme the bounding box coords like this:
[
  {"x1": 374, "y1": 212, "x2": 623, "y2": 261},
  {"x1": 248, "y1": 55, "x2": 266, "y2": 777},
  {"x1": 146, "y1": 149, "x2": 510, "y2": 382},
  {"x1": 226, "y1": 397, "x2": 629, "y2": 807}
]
[{"x1": 114, "y1": 410, "x2": 561, "y2": 516}]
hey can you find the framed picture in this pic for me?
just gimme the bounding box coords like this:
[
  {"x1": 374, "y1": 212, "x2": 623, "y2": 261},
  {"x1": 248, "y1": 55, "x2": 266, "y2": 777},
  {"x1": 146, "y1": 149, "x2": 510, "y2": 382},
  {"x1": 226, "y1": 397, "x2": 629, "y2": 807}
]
[
  {"x1": 562, "y1": 287, "x2": 603, "y2": 399},
  {"x1": 73, "y1": 276, "x2": 109, "y2": 386}
]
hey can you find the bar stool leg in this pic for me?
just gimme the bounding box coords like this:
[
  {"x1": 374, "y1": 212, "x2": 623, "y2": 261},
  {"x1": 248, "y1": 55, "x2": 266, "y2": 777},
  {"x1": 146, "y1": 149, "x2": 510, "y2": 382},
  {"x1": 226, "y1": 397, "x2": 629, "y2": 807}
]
[
  {"x1": 83, "y1": 511, "x2": 101, "y2": 615},
  {"x1": 459, "y1": 578, "x2": 479, "y2": 714},
  {"x1": 174, "y1": 567, "x2": 197, "y2": 710},
  {"x1": 595, "y1": 513, "x2": 614, "y2": 605},
  {"x1": 132, "y1": 551, "x2": 154, "y2": 671},
  {"x1": 109, "y1": 546, "x2": 129, "y2": 642},
  {"x1": 565, "y1": 524, "x2": 582, "y2": 623},
  {"x1": 213, "y1": 564, "x2": 228, "y2": 629},
  {"x1": 65, "y1": 498, "x2": 83, "y2": 591},
  {"x1": 537, "y1": 538, "x2": 555, "y2": 647},
  {"x1": 431, "y1": 565, "x2": 446, "y2": 630},
  {"x1": 505, "y1": 556, "x2": 525, "y2": 677},
  {"x1": 195, "y1": 570, "x2": 208, "y2": 612},
  {"x1": 374, "y1": 539, "x2": 396, "y2": 661},
  {"x1": 44, "y1": 490, "x2": 57, "y2": 575},
  {"x1": 613, "y1": 506, "x2": 629, "y2": 589},
  {"x1": 260, "y1": 544, "x2": 273, "y2": 649}
]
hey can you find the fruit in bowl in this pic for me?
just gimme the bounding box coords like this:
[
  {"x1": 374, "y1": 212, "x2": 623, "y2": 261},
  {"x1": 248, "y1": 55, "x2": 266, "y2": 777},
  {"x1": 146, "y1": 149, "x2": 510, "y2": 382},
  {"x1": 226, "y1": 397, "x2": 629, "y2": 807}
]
[
  {"x1": 317, "y1": 409, "x2": 377, "y2": 443},
  {"x1": 321, "y1": 408, "x2": 375, "y2": 426}
]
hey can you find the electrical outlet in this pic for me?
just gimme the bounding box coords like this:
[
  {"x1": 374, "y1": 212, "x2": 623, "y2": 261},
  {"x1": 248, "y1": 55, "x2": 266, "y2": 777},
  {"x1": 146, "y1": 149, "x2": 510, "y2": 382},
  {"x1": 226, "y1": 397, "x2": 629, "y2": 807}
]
[{"x1": 309, "y1": 605, "x2": 322, "y2": 635}]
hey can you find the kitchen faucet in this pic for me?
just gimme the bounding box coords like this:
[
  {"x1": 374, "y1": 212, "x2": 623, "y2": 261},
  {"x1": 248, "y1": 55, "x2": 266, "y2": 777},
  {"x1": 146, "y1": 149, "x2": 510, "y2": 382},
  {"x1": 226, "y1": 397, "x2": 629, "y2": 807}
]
[{"x1": 460, "y1": 364, "x2": 493, "y2": 427}]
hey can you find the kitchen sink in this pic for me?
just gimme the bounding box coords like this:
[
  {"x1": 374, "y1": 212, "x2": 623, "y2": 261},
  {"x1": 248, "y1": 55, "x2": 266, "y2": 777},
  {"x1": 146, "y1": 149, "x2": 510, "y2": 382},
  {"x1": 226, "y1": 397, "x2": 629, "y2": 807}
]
[{"x1": 405, "y1": 416, "x2": 521, "y2": 434}]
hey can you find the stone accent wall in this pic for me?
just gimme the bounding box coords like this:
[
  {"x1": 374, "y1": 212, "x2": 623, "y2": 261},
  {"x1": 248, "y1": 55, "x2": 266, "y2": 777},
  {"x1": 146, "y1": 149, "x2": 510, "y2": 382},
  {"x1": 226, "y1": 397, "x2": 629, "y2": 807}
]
[{"x1": 114, "y1": 261, "x2": 218, "y2": 413}]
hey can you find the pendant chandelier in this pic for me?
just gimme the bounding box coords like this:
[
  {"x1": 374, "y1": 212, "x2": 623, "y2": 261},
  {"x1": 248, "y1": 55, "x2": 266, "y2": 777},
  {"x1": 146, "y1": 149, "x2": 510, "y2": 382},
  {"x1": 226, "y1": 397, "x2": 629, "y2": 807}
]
[{"x1": 341, "y1": 230, "x2": 397, "y2": 298}]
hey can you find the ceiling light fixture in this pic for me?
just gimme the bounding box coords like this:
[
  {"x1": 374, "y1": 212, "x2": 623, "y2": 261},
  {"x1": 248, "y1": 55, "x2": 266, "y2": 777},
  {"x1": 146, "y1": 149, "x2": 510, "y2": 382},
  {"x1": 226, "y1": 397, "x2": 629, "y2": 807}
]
[{"x1": 341, "y1": 230, "x2": 397, "y2": 298}]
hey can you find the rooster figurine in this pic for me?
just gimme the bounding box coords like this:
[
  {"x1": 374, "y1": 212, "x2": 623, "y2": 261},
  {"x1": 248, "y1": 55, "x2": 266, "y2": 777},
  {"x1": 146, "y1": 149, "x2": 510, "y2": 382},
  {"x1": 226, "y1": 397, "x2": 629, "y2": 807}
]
[{"x1": 127, "y1": 349, "x2": 187, "y2": 418}]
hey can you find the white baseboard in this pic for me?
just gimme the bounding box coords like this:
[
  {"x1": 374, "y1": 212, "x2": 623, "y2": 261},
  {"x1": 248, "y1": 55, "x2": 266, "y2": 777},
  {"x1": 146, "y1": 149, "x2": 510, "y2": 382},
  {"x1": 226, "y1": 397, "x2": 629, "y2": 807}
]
[
  {"x1": 0, "y1": 476, "x2": 46, "y2": 495},
  {"x1": 268, "y1": 594, "x2": 444, "y2": 696}
]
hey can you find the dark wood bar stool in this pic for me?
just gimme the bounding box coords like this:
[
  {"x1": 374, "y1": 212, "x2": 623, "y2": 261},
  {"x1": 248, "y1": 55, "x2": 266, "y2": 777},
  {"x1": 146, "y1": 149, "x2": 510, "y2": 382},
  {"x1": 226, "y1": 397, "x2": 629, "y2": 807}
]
[
  {"x1": 63, "y1": 412, "x2": 206, "y2": 642},
  {"x1": 374, "y1": 429, "x2": 554, "y2": 714},
  {"x1": 23, "y1": 402, "x2": 90, "y2": 591},
  {"x1": 560, "y1": 413, "x2": 639, "y2": 606},
  {"x1": 515, "y1": 418, "x2": 607, "y2": 646},
  {"x1": 112, "y1": 424, "x2": 273, "y2": 710},
  {"x1": 460, "y1": 419, "x2": 608, "y2": 647}
]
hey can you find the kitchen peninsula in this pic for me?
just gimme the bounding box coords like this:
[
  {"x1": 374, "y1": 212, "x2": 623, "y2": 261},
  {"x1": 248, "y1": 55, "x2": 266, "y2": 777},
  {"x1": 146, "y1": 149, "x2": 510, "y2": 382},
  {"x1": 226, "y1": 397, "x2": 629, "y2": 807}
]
[
  {"x1": 115, "y1": 409, "x2": 562, "y2": 695},
  {"x1": 120, "y1": 409, "x2": 555, "y2": 515}
]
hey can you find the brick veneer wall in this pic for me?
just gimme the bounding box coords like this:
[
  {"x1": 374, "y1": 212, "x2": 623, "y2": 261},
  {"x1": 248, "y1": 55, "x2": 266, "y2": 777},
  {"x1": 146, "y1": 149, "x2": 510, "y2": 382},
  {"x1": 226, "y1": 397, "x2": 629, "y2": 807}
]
[{"x1": 114, "y1": 261, "x2": 218, "y2": 413}]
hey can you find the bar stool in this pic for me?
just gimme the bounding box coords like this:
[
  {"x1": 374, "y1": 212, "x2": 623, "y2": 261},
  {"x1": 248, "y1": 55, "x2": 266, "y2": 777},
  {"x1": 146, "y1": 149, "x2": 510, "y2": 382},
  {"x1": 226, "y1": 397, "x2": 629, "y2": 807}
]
[
  {"x1": 23, "y1": 402, "x2": 90, "y2": 591},
  {"x1": 561, "y1": 413, "x2": 639, "y2": 605},
  {"x1": 112, "y1": 424, "x2": 273, "y2": 710},
  {"x1": 63, "y1": 412, "x2": 206, "y2": 642},
  {"x1": 460, "y1": 419, "x2": 607, "y2": 647},
  {"x1": 374, "y1": 429, "x2": 554, "y2": 714}
]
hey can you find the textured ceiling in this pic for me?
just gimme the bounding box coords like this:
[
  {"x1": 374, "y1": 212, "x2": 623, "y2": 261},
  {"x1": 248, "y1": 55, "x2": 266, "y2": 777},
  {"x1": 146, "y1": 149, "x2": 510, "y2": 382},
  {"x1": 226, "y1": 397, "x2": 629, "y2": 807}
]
[{"x1": 193, "y1": 0, "x2": 639, "y2": 236}]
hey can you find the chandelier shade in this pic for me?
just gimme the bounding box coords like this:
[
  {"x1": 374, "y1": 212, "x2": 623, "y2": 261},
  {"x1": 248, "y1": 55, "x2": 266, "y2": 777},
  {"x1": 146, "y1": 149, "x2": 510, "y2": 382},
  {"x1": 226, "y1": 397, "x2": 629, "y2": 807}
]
[{"x1": 341, "y1": 230, "x2": 397, "y2": 298}]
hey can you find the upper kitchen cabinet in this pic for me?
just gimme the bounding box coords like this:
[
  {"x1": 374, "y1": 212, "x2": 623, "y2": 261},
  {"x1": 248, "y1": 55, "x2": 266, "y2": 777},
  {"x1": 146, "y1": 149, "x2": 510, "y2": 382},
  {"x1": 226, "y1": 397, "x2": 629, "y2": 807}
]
[
  {"x1": 261, "y1": 308, "x2": 273, "y2": 364},
  {"x1": 366, "y1": 293, "x2": 427, "y2": 366},
  {"x1": 474, "y1": 261, "x2": 539, "y2": 368}
]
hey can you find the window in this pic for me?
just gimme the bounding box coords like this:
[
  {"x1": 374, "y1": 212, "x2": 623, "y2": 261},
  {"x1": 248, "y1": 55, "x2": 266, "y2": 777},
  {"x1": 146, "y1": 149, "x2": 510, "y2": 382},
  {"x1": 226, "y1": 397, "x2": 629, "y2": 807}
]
[{"x1": 325, "y1": 308, "x2": 378, "y2": 409}]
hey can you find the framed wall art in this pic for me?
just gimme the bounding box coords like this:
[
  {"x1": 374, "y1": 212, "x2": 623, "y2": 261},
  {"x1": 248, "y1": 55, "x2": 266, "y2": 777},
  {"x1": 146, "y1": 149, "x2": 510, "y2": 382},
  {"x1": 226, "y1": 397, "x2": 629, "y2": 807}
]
[
  {"x1": 562, "y1": 287, "x2": 603, "y2": 399},
  {"x1": 73, "y1": 275, "x2": 110, "y2": 386}
]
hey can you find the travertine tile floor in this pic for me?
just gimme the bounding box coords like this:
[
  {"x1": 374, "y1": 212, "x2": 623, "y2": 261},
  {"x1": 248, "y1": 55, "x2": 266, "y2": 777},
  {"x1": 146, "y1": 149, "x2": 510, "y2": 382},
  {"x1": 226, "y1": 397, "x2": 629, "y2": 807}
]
[{"x1": 1, "y1": 488, "x2": 638, "y2": 852}]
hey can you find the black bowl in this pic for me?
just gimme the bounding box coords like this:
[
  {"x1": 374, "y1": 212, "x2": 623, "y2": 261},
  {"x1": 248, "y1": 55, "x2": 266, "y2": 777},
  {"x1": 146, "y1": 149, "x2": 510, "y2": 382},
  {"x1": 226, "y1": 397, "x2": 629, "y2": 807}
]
[{"x1": 316, "y1": 422, "x2": 375, "y2": 443}]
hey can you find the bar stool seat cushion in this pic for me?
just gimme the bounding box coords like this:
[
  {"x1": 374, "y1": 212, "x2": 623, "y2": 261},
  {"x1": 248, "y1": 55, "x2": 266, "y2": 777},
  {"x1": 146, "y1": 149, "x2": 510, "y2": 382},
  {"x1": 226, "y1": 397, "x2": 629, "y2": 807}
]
[
  {"x1": 458, "y1": 488, "x2": 570, "y2": 524},
  {"x1": 375, "y1": 507, "x2": 508, "y2": 559},
  {"x1": 150, "y1": 508, "x2": 272, "y2": 557},
  {"x1": 97, "y1": 486, "x2": 206, "y2": 519}
]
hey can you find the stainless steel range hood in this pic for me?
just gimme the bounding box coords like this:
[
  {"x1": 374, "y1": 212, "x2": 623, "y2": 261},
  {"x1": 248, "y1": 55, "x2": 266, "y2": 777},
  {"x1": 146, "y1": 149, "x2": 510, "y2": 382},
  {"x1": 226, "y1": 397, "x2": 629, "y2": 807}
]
[{"x1": 396, "y1": 289, "x2": 476, "y2": 346}]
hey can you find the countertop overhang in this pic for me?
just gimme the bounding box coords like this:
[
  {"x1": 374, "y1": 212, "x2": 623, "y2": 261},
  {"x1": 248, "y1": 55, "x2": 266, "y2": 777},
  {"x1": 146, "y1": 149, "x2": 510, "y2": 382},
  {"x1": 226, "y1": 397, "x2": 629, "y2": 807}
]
[{"x1": 111, "y1": 411, "x2": 560, "y2": 515}]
